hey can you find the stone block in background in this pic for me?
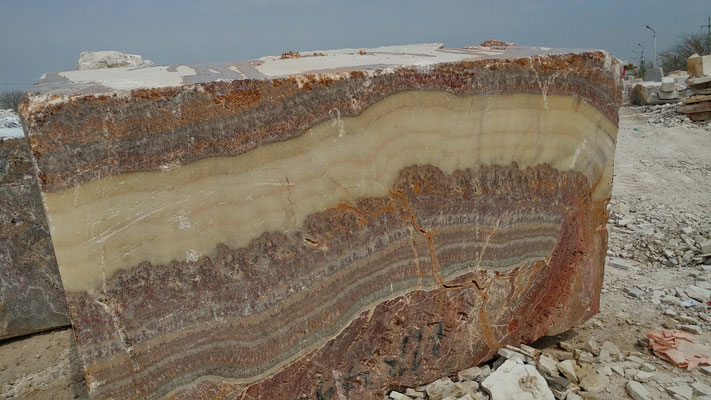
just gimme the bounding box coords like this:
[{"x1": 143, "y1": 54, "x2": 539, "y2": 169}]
[
  {"x1": 630, "y1": 82, "x2": 660, "y2": 105},
  {"x1": 0, "y1": 138, "x2": 70, "y2": 340},
  {"x1": 660, "y1": 77, "x2": 676, "y2": 93},
  {"x1": 20, "y1": 42, "x2": 622, "y2": 399},
  {"x1": 644, "y1": 67, "x2": 663, "y2": 82},
  {"x1": 688, "y1": 54, "x2": 711, "y2": 78}
]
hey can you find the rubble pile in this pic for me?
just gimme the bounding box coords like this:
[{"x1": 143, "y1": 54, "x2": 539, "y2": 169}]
[
  {"x1": 679, "y1": 55, "x2": 711, "y2": 122},
  {"x1": 639, "y1": 104, "x2": 696, "y2": 128},
  {"x1": 607, "y1": 196, "x2": 711, "y2": 268},
  {"x1": 387, "y1": 339, "x2": 711, "y2": 400},
  {"x1": 630, "y1": 82, "x2": 668, "y2": 106}
]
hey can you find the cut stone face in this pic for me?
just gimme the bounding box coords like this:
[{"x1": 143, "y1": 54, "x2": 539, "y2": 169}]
[
  {"x1": 19, "y1": 42, "x2": 622, "y2": 399},
  {"x1": 0, "y1": 138, "x2": 70, "y2": 339}
]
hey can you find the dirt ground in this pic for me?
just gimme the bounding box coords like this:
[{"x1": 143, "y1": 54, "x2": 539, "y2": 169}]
[
  {"x1": 546, "y1": 106, "x2": 711, "y2": 399},
  {"x1": 0, "y1": 106, "x2": 709, "y2": 399}
]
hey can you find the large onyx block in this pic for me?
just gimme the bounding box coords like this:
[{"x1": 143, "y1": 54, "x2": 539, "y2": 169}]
[
  {"x1": 0, "y1": 138, "x2": 69, "y2": 339},
  {"x1": 20, "y1": 43, "x2": 622, "y2": 399}
]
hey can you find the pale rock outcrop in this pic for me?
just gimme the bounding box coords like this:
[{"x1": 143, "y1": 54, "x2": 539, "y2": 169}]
[{"x1": 76, "y1": 50, "x2": 153, "y2": 70}]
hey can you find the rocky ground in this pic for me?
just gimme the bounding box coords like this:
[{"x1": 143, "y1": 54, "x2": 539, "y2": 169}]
[
  {"x1": 0, "y1": 109, "x2": 23, "y2": 139},
  {"x1": 1, "y1": 105, "x2": 710, "y2": 399}
]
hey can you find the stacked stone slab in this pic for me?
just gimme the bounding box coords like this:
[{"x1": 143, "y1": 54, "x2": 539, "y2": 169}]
[
  {"x1": 679, "y1": 55, "x2": 711, "y2": 121},
  {"x1": 0, "y1": 138, "x2": 70, "y2": 340},
  {"x1": 19, "y1": 42, "x2": 622, "y2": 399}
]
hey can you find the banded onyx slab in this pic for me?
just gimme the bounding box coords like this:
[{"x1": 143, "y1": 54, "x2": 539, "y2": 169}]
[
  {"x1": 0, "y1": 138, "x2": 69, "y2": 340},
  {"x1": 19, "y1": 42, "x2": 622, "y2": 399}
]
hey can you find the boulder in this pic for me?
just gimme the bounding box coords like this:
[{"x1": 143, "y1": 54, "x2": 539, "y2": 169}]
[{"x1": 20, "y1": 42, "x2": 622, "y2": 399}]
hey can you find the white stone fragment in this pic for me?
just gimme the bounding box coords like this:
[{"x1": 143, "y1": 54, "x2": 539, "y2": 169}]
[
  {"x1": 498, "y1": 347, "x2": 526, "y2": 362},
  {"x1": 640, "y1": 362, "x2": 656, "y2": 372},
  {"x1": 481, "y1": 359, "x2": 554, "y2": 400},
  {"x1": 389, "y1": 391, "x2": 413, "y2": 400},
  {"x1": 685, "y1": 285, "x2": 711, "y2": 302},
  {"x1": 537, "y1": 355, "x2": 559, "y2": 377},
  {"x1": 666, "y1": 385, "x2": 693, "y2": 400},
  {"x1": 611, "y1": 365, "x2": 625, "y2": 376},
  {"x1": 626, "y1": 380, "x2": 651, "y2": 400},
  {"x1": 556, "y1": 360, "x2": 578, "y2": 383},
  {"x1": 680, "y1": 324, "x2": 703, "y2": 335},
  {"x1": 425, "y1": 377, "x2": 459, "y2": 400},
  {"x1": 634, "y1": 370, "x2": 654, "y2": 383},
  {"x1": 77, "y1": 50, "x2": 154, "y2": 70},
  {"x1": 693, "y1": 382, "x2": 711, "y2": 397},
  {"x1": 458, "y1": 366, "x2": 485, "y2": 382}
]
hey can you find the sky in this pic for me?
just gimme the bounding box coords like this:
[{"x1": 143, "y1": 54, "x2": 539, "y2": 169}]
[{"x1": 1, "y1": 0, "x2": 710, "y2": 91}]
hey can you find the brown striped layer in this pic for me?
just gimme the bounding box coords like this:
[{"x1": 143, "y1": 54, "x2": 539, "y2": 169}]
[
  {"x1": 21, "y1": 51, "x2": 621, "y2": 193},
  {"x1": 64, "y1": 164, "x2": 605, "y2": 399}
]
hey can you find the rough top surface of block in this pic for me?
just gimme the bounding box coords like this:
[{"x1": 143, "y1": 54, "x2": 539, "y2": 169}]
[{"x1": 30, "y1": 43, "x2": 598, "y2": 95}]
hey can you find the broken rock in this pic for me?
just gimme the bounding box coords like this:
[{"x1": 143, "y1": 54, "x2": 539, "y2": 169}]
[
  {"x1": 633, "y1": 370, "x2": 654, "y2": 383},
  {"x1": 578, "y1": 372, "x2": 608, "y2": 393},
  {"x1": 667, "y1": 385, "x2": 694, "y2": 400},
  {"x1": 0, "y1": 138, "x2": 70, "y2": 340},
  {"x1": 626, "y1": 380, "x2": 651, "y2": 400},
  {"x1": 685, "y1": 285, "x2": 711, "y2": 302},
  {"x1": 389, "y1": 391, "x2": 413, "y2": 400},
  {"x1": 458, "y1": 366, "x2": 486, "y2": 382},
  {"x1": 538, "y1": 355, "x2": 559, "y2": 377},
  {"x1": 425, "y1": 377, "x2": 459, "y2": 400},
  {"x1": 556, "y1": 360, "x2": 578, "y2": 383},
  {"x1": 20, "y1": 42, "x2": 622, "y2": 399},
  {"x1": 693, "y1": 382, "x2": 711, "y2": 397},
  {"x1": 482, "y1": 359, "x2": 554, "y2": 400}
]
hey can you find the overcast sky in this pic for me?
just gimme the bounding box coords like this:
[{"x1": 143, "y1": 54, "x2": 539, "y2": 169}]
[{"x1": 1, "y1": 0, "x2": 709, "y2": 91}]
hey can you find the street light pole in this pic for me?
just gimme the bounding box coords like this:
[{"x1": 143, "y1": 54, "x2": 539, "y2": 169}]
[{"x1": 646, "y1": 25, "x2": 657, "y2": 68}]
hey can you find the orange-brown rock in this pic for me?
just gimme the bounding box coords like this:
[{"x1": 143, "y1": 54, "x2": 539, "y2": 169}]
[{"x1": 19, "y1": 42, "x2": 622, "y2": 399}]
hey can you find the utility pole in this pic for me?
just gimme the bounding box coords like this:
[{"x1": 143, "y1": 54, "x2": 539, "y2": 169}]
[
  {"x1": 702, "y1": 16, "x2": 711, "y2": 53},
  {"x1": 646, "y1": 25, "x2": 657, "y2": 68}
]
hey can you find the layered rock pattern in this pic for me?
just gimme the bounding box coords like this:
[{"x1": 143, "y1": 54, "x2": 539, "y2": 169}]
[
  {"x1": 0, "y1": 138, "x2": 69, "y2": 340},
  {"x1": 19, "y1": 43, "x2": 622, "y2": 399}
]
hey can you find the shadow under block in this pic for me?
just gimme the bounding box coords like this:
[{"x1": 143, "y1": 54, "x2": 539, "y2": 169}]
[
  {"x1": 0, "y1": 138, "x2": 70, "y2": 340},
  {"x1": 19, "y1": 43, "x2": 623, "y2": 399}
]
